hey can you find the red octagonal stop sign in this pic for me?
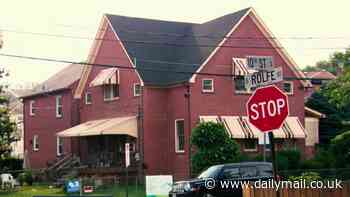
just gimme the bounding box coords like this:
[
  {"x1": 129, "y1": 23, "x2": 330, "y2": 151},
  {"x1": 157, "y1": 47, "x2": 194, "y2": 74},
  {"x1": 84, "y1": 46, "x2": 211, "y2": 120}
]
[{"x1": 246, "y1": 85, "x2": 289, "y2": 132}]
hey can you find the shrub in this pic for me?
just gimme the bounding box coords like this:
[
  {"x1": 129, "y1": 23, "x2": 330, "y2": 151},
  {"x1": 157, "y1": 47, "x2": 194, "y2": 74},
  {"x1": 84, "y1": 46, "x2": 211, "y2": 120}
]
[
  {"x1": 276, "y1": 148, "x2": 301, "y2": 170},
  {"x1": 331, "y1": 130, "x2": 350, "y2": 168},
  {"x1": 18, "y1": 170, "x2": 33, "y2": 186},
  {"x1": 191, "y1": 122, "x2": 240, "y2": 175},
  {"x1": 288, "y1": 172, "x2": 321, "y2": 184},
  {"x1": 0, "y1": 157, "x2": 23, "y2": 171}
]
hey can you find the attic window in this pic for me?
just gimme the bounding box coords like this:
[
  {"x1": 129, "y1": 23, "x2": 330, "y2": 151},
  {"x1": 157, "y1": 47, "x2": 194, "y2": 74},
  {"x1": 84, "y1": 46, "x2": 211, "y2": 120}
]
[
  {"x1": 30, "y1": 100, "x2": 35, "y2": 116},
  {"x1": 202, "y1": 79, "x2": 214, "y2": 93}
]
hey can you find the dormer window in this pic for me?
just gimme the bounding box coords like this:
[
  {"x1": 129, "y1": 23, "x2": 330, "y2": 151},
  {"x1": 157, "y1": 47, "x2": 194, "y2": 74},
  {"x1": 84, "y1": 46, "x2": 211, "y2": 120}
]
[{"x1": 103, "y1": 84, "x2": 119, "y2": 101}]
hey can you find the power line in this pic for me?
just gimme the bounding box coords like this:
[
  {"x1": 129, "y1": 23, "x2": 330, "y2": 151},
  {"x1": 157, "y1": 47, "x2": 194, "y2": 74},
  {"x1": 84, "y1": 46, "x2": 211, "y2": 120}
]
[
  {"x1": 0, "y1": 53, "x2": 332, "y2": 81},
  {"x1": 1, "y1": 29, "x2": 350, "y2": 50}
]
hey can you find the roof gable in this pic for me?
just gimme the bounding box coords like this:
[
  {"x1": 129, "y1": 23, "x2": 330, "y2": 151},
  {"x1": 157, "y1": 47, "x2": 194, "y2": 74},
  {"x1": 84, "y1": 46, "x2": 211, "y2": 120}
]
[
  {"x1": 106, "y1": 8, "x2": 250, "y2": 85},
  {"x1": 22, "y1": 64, "x2": 84, "y2": 98}
]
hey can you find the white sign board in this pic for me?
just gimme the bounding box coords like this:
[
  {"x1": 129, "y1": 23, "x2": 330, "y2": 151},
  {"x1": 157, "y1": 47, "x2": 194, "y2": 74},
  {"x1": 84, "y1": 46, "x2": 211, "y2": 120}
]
[
  {"x1": 247, "y1": 56, "x2": 273, "y2": 70},
  {"x1": 146, "y1": 175, "x2": 173, "y2": 197},
  {"x1": 245, "y1": 67, "x2": 283, "y2": 88},
  {"x1": 125, "y1": 143, "x2": 130, "y2": 167}
]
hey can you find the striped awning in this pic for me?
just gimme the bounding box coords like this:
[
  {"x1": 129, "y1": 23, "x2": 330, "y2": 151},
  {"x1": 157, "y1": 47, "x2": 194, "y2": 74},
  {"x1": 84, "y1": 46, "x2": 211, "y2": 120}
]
[
  {"x1": 232, "y1": 58, "x2": 257, "y2": 76},
  {"x1": 57, "y1": 116, "x2": 137, "y2": 138},
  {"x1": 200, "y1": 115, "x2": 306, "y2": 139},
  {"x1": 90, "y1": 68, "x2": 119, "y2": 87},
  {"x1": 199, "y1": 116, "x2": 220, "y2": 123}
]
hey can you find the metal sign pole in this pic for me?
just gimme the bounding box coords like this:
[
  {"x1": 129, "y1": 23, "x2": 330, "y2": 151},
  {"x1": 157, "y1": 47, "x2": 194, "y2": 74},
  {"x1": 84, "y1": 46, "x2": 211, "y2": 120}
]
[
  {"x1": 263, "y1": 133, "x2": 266, "y2": 162},
  {"x1": 268, "y1": 131, "x2": 280, "y2": 197}
]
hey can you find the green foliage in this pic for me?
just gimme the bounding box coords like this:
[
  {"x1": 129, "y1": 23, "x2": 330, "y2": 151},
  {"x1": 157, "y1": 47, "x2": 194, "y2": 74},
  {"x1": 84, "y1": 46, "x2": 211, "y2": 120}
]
[
  {"x1": 330, "y1": 130, "x2": 350, "y2": 168},
  {"x1": 288, "y1": 172, "x2": 321, "y2": 184},
  {"x1": 0, "y1": 157, "x2": 23, "y2": 171},
  {"x1": 276, "y1": 149, "x2": 301, "y2": 170},
  {"x1": 18, "y1": 170, "x2": 33, "y2": 186},
  {"x1": 190, "y1": 122, "x2": 240, "y2": 174}
]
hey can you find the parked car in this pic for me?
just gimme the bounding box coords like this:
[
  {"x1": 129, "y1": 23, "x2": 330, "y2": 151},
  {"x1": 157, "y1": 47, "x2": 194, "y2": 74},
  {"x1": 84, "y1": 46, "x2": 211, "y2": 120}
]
[{"x1": 169, "y1": 162, "x2": 273, "y2": 197}]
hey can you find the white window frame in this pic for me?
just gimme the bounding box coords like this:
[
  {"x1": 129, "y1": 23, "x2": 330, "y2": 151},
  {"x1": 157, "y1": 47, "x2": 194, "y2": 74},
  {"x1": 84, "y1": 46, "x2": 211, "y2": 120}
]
[
  {"x1": 103, "y1": 84, "x2": 119, "y2": 101},
  {"x1": 234, "y1": 76, "x2": 253, "y2": 94},
  {"x1": 56, "y1": 95, "x2": 63, "y2": 118},
  {"x1": 29, "y1": 100, "x2": 35, "y2": 116},
  {"x1": 283, "y1": 81, "x2": 294, "y2": 95},
  {"x1": 56, "y1": 136, "x2": 63, "y2": 156},
  {"x1": 175, "y1": 119, "x2": 185, "y2": 153},
  {"x1": 243, "y1": 139, "x2": 258, "y2": 152},
  {"x1": 33, "y1": 135, "x2": 39, "y2": 151},
  {"x1": 85, "y1": 92, "x2": 92, "y2": 105},
  {"x1": 202, "y1": 79, "x2": 214, "y2": 93},
  {"x1": 133, "y1": 83, "x2": 141, "y2": 97}
]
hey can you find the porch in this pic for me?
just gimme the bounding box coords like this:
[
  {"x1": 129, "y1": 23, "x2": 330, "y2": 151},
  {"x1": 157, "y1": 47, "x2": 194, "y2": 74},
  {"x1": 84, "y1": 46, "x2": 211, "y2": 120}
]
[{"x1": 56, "y1": 116, "x2": 139, "y2": 176}]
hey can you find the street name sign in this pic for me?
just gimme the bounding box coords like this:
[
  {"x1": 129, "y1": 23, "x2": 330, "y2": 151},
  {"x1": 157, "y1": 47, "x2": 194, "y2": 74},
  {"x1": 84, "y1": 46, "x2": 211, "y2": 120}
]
[{"x1": 245, "y1": 67, "x2": 283, "y2": 88}]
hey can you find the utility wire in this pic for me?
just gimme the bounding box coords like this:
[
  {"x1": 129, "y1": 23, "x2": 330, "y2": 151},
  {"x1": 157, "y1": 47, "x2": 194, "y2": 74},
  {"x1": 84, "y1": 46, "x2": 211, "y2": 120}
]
[
  {"x1": 0, "y1": 53, "x2": 333, "y2": 81},
  {"x1": 1, "y1": 29, "x2": 350, "y2": 50}
]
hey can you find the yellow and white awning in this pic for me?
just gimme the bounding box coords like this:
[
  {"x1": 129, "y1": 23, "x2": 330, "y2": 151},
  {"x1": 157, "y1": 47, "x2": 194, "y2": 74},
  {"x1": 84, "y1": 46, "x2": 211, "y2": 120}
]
[
  {"x1": 57, "y1": 116, "x2": 137, "y2": 138},
  {"x1": 89, "y1": 68, "x2": 119, "y2": 87},
  {"x1": 232, "y1": 58, "x2": 257, "y2": 76},
  {"x1": 200, "y1": 115, "x2": 306, "y2": 139}
]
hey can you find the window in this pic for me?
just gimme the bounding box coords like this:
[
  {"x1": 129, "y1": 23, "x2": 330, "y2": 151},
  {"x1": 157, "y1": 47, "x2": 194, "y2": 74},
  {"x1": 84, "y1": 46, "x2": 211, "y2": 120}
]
[
  {"x1": 244, "y1": 139, "x2": 258, "y2": 152},
  {"x1": 175, "y1": 119, "x2": 185, "y2": 153},
  {"x1": 202, "y1": 79, "x2": 214, "y2": 92},
  {"x1": 240, "y1": 166, "x2": 258, "y2": 178},
  {"x1": 33, "y1": 135, "x2": 39, "y2": 151},
  {"x1": 56, "y1": 95, "x2": 63, "y2": 118},
  {"x1": 29, "y1": 100, "x2": 35, "y2": 116},
  {"x1": 234, "y1": 76, "x2": 256, "y2": 94},
  {"x1": 133, "y1": 83, "x2": 141, "y2": 96},
  {"x1": 103, "y1": 84, "x2": 119, "y2": 101},
  {"x1": 57, "y1": 137, "x2": 64, "y2": 156},
  {"x1": 283, "y1": 81, "x2": 293, "y2": 95},
  {"x1": 85, "y1": 92, "x2": 92, "y2": 104},
  {"x1": 222, "y1": 167, "x2": 240, "y2": 179}
]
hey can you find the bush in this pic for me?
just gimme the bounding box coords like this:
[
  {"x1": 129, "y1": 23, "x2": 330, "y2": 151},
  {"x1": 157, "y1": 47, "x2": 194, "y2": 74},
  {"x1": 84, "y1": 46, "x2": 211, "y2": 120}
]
[
  {"x1": 18, "y1": 170, "x2": 33, "y2": 186},
  {"x1": 191, "y1": 122, "x2": 240, "y2": 175},
  {"x1": 331, "y1": 130, "x2": 350, "y2": 168},
  {"x1": 0, "y1": 157, "x2": 23, "y2": 171},
  {"x1": 276, "y1": 149, "x2": 301, "y2": 170},
  {"x1": 288, "y1": 172, "x2": 321, "y2": 184}
]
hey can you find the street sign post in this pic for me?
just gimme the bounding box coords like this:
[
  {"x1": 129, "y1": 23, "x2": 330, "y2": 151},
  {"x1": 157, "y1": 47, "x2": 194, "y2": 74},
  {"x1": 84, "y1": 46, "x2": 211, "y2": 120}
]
[
  {"x1": 245, "y1": 67, "x2": 283, "y2": 89},
  {"x1": 125, "y1": 143, "x2": 130, "y2": 197},
  {"x1": 246, "y1": 85, "x2": 289, "y2": 196}
]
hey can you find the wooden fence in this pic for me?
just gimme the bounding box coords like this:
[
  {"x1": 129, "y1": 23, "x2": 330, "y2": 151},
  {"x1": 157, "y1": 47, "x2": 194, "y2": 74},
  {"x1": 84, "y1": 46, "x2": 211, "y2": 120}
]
[{"x1": 243, "y1": 181, "x2": 350, "y2": 197}]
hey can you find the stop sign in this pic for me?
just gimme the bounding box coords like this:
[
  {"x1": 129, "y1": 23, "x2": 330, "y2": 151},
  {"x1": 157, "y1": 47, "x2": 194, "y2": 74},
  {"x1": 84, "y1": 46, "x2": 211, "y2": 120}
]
[{"x1": 246, "y1": 85, "x2": 289, "y2": 132}]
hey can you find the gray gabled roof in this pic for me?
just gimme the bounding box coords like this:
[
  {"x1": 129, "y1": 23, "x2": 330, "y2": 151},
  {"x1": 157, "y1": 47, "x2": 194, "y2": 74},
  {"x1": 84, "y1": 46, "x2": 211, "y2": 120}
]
[
  {"x1": 21, "y1": 64, "x2": 84, "y2": 98},
  {"x1": 106, "y1": 8, "x2": 250, "y2": 86}
]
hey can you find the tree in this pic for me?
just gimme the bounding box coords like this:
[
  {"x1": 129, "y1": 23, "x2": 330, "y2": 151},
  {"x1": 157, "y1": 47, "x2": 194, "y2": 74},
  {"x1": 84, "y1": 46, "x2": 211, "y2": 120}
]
[
  {"x1": 190, "y1": 122, "x2": 240, "y2": 174},
  {"x1": 0, "y1": 68, "x2": 17, "y2": 158},
  {"x1": 302, "y1": 48, "x2": 350, "y2": 75},
  {"x1": 331, "y1": 130, "x2": 350, "y2": 168}
]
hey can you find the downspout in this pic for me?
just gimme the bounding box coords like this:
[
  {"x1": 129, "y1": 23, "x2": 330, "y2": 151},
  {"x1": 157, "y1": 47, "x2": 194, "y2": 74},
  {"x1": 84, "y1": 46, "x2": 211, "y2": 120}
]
[{"x1": 185, "y1": 83, "x2": 192, "y2": 178}]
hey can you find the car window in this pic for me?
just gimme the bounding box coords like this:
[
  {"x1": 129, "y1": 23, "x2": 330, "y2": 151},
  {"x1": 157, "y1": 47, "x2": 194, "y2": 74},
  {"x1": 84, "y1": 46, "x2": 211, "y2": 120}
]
[
  {"x1": 240, "y1": 166, "x2": 257, "y2": 178},
  {"x1": 222, "y1": 167, "x2": 240, "y2": 179},
  {"x1": 257, "y1": 165, "x2": 273, "y2": 177},
  {"x1": 197, "y1": 165, "x2": 221, "y2": 179}
]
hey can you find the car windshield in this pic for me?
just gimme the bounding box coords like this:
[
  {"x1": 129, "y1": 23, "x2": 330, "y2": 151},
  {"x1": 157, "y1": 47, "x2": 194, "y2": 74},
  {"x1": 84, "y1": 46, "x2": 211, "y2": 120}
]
[{"x1": 197, "y1": 166, "x2": 221, "y2": 179}]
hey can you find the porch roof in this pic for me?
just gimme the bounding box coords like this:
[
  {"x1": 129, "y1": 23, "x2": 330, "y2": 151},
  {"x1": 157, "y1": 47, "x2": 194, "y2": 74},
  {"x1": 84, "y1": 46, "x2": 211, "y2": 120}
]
[{"x1": 57, "y1": 116, "x2": 137, "y2": 138}]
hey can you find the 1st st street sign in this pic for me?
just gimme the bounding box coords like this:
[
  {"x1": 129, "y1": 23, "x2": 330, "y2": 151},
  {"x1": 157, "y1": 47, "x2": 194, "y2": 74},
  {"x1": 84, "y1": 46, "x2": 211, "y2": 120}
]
[{"x1": 246, "y1": 85, "x2": 289, "y2": 132}]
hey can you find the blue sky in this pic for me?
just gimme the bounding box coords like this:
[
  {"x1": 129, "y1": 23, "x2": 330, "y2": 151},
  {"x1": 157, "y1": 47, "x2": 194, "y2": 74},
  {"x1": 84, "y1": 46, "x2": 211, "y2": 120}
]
[{"x1": 1, "y1": 0, "x2": 349, "y2": 87}]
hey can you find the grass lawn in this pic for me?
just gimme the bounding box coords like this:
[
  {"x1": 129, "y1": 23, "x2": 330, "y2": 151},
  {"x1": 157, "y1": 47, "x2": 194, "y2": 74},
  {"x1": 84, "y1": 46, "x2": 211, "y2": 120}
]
[{"x1": 0, "y1": 184, "x2": 145, "y2": 197}]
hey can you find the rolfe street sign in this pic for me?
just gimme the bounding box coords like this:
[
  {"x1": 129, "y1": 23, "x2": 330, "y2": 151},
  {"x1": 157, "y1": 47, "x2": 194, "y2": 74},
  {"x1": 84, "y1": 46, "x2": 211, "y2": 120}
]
[
  {"x1": 245, "y1": 67, "x2": 283, "y2": 88},
  {"x1": 246, "y1": 85, "x2": 289, "y2": 132}
]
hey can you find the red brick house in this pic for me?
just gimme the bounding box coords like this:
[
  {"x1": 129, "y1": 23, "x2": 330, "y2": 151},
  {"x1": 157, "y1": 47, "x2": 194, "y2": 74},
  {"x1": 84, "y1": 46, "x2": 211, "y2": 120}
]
[{"x1": 23, "y1": 7, "x2": 315, "y2": 180}]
